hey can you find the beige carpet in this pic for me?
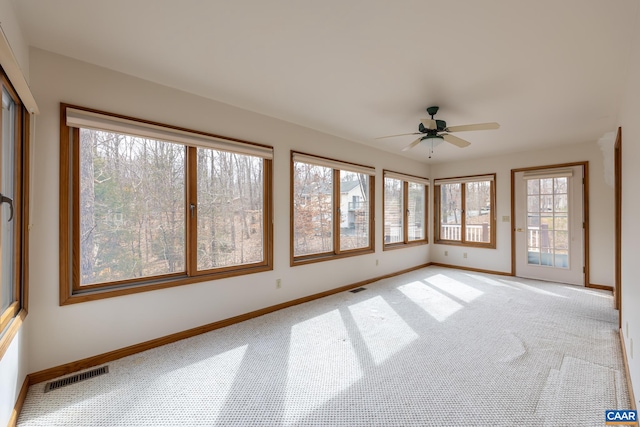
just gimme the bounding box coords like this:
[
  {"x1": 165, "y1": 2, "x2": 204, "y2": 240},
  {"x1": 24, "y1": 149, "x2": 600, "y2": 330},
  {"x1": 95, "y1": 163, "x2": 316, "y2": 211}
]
[{"x1": 18, "y1": 266, "x2": 630, "y2": 426}]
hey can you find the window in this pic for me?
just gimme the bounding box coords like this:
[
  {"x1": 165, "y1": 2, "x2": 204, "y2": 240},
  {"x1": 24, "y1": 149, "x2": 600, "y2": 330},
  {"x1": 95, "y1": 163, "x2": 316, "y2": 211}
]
[
  {"x1": 291, "y1": 152, "x2": 374, "y2": 264},
  {"x1": 60, "y1": 105, "x2": 273, "y2": 303},
  {"x1": 434, "y1": 174, "x2": 496, "y2": 247},
  {"x1": 0, "y1": 71, "x2": 29, "y2": 337},
  {"x1": 383, "y1": 171, "x2": 428, "y2": 248}
]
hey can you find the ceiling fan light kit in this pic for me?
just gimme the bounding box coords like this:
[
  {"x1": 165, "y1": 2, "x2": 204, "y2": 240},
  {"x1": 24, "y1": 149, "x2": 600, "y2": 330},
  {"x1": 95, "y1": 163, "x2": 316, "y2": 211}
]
[{"x1": 377, "y1": 106, "x2": 500, "y2": 157}]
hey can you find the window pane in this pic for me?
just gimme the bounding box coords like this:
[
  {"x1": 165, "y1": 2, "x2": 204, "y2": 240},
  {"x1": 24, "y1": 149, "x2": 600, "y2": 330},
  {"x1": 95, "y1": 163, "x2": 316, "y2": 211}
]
[
  {"x1": 527, "y1": 195, "x2": 539, "y2": 213},
  {"x1": 555, "y1": 250, "x2": 569, "y2": 268},
  {"x1": 555, "y1": 231, "x2": 569, "y2": 250},
  {"x1": 340, "y1": 172, "x2": 369, "y2": 251},
  {"x1": 554, "y1": 177, "x2": 567, "y2": 194},
  {"x1": 197, "y1": 150, "x2": 264, "y2": 269},
  {"x1": 527, "y1": 179, "x2": 540, "y2": 195},
  {"x1": 540, "y1": 252, "x2": 554, "y2": 267},
  {"x1": 554, "y1": 194, "x2": 568, "y2": 212},
  {"x1": 293, "y1": 162, "x2": 333, "y2": 256},
  {"x1": 554, "y1": 215, "x2": 568, "y2": 231},
  {"x1": 79, "y1": 129, "x2": 186, "y2": 286},
  {"x1": 1, "y1": 88, "x2": 16, "y2": 312},
  {"x1": 384, "y1": 178, "x2": 403, "y2": 243},
  {"x1": 528, "y1": 250, "x2": 541, "y2": 265},
  {"x1": 407, "y1": 182, "x2": 425, "y2": 241},
  {"x1": 440, "y1": 183, "x2": 461, "y2": 241},
  {"x1": 541, "y1": 227, "x2": 554, "y2": 250},
  {"x1": 465, "y1": 181, "x2": 491, "y2": 243},
  {"x1": 540, "y1": 178, "x2": 553, "y2": 194}
]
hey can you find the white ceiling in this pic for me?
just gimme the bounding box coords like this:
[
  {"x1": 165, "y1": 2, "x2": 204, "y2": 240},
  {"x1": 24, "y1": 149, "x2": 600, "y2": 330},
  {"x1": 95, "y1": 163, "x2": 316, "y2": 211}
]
[{"x1": 13, "y1": 0, "x2": 640, "y2": 163}]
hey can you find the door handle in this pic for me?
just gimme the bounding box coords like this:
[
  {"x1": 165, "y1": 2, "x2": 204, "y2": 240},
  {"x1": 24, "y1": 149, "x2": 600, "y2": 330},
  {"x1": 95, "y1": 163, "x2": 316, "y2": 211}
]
[
  {"x1": 516, "y1": 227, "x2": 524, "y2": 232},
  {"x1": 0, "y1": 193, "x2": 13, "y2": 222}
]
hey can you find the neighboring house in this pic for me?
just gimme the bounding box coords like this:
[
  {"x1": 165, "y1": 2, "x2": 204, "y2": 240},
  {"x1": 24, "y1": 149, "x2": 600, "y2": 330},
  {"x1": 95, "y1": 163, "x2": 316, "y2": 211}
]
[{"x1": 339, "y1": 180, "x2": 368, "y2": 230}]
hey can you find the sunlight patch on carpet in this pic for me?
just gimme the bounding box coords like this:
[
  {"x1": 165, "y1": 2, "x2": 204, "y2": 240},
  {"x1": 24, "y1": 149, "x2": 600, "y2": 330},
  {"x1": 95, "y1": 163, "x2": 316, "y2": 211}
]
[
  {"x1": 284, "y1": 309, "x2": 362, "y2": 425},
  {"x1": 464, "y1": 273, "x2": 522, "y2": 290},
  {"x1": 425, "y1": 273, "x2": 484, "y2": 302},
  {"x1": 500, "y1": 279, "x2": 568, "y2": 298},
  {"x1": 562, "y1": 286, "x2": 611, "y2": 298},
  {"x1": 348, "y1": 295, "x2": 419, "y2": 365},
  {"x1": 398, "y1": 281, "x2": 463, "y2": 322}
]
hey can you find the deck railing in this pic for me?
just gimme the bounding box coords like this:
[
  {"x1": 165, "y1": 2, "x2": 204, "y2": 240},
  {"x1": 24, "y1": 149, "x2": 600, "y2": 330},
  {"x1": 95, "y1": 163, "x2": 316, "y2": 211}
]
[{"x1": 440, "y1": 223, "x2": 490, "y2": 242}]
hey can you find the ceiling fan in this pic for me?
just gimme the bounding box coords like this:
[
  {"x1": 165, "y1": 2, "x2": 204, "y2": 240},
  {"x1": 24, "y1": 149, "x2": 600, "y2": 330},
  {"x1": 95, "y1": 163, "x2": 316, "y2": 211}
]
[{"x1": 376, "y1": 106, "x2": 500, "y2": 156}]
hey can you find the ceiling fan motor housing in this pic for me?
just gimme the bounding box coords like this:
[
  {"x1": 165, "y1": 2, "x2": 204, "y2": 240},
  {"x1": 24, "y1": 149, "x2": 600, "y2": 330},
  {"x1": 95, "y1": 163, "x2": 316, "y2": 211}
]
[
  {"x1": 423, "y1": 106, "x2": 447, "y2": 131},
  {"x1": 418, "y1": 119, "x2": 447, "y2": 133}
]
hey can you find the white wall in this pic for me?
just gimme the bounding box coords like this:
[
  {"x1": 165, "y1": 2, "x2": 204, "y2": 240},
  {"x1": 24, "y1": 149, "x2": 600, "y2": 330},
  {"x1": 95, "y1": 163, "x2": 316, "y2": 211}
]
[
  {"x1": 26, "y1": 48, "x2": 430, "y2": 373},
  {"x1": 0, "y1": 0, "x2": 29, "y2": 80},
  {"x1": 0, "y1": 0, "x2": 30, "y2": 425},
  {"x1": 429, "y1": 141, "x2": 614, "y2": 287},
  {"x1": 0, "y1": 329, "x2": 28, "y2": 426},
  {"x1": 618, "y1": 7, "x2": 640, "y2": 407}
]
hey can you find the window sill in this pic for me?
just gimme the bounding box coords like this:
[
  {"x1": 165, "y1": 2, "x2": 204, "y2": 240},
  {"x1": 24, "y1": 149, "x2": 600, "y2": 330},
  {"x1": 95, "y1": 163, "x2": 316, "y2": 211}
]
[
  {"x1": 291, "y1": 248, "x2": 374, "y2": 267},
  {"x1": 434, "y1": 240, "x2": 496, "y2": 249},
  {"x1": 60, "y1": 264, "x2": 273, "y2": 306},
  {"x1": 0, "y1": 309, "x2": 27, "y2": 360},
  {"x1": 383, "y1": 240, "x2": 428, "y2": 251}
]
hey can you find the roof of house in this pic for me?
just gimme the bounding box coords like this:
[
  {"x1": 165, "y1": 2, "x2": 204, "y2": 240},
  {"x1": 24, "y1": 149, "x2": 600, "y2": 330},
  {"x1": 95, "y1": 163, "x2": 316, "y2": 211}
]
[{"x1": 340, "y1": 180, "x2": 360, "y2": 193}]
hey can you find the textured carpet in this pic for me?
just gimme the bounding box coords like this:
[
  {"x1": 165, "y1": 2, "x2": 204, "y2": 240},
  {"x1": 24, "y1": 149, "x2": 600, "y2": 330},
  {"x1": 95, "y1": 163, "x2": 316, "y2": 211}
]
[{"x1": 18, "y1": 267, "x2": 630, "y2": 426}]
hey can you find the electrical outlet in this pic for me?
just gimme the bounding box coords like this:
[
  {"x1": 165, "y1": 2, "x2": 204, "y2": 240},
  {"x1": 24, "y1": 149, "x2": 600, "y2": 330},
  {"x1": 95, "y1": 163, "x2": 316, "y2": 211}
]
[
  {"x1": 276, "y1": 279, "x2": 282, "y2": 289},
  {"x1": 444, "y1": 251, "x2": 448, "y2": 256},
  {"x1": 463, "y1": 252, "x2": 468, "y2": 259},
  {"x1": 376, "y1": 259, "x2": 379, "y2": 266}
]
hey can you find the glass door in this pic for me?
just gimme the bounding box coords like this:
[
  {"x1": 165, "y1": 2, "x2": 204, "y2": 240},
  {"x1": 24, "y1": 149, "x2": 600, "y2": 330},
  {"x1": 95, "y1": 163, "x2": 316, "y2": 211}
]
[{"x1": 514, "y1": 166, "x2": 584, "y2": 285}]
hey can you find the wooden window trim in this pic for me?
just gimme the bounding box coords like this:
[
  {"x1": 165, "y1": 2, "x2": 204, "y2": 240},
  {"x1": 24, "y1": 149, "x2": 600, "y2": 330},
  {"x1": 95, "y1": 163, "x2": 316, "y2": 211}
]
[
  {"x1": 0, "y1": 70, "x2": 29, "y2": 348},
  {"x1": 382, "y1": 170, "x2": 429, "y2": 251},
  {"x1": 290, "y1": 151, "x2": 375, "y2": 266},
  {"x1": 59, "y1": 104, "x2": 273, "y2": 305},
  {"x1": 434, "y1": 173, "x2": 496, "y2": 248}
]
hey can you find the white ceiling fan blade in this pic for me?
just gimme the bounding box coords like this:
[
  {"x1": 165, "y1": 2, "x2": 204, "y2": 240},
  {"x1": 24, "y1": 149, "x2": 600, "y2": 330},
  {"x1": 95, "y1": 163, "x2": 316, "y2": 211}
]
[
  {"x1": 420, "y1": 119, "x2": 437, "y2": 130},
  {"x1": 402, "y1": 138, "x2": 423, "y2": 151},
  {"x1": 446, "y1": 122, "x2": 500, "y2": 132},
  {"x1": 443, "y1": 133, "x2": 471, "y2": 148},
  {"x1": 375, "y1": 132, "x2": 421, "y2": 140}
]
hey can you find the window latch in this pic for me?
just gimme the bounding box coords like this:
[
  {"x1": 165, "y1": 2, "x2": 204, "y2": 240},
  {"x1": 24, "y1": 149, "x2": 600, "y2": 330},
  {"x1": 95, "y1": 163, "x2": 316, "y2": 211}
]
[
  {"x1": 0, "y1": 193, "x2": 14, "y2": 222},
  {"x1": 190, "y1": 203, "x2": 196, "y2": 218}
]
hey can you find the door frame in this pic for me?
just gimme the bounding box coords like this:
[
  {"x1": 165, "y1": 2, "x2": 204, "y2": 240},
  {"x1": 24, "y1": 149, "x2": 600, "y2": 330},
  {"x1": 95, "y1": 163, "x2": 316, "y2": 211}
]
[
  {"x1": 614, "y1": 127, "x2": 622, "y2": 327},
  {"x1": 510, "y1": 161, "x2": 590, "y2": 286}
]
